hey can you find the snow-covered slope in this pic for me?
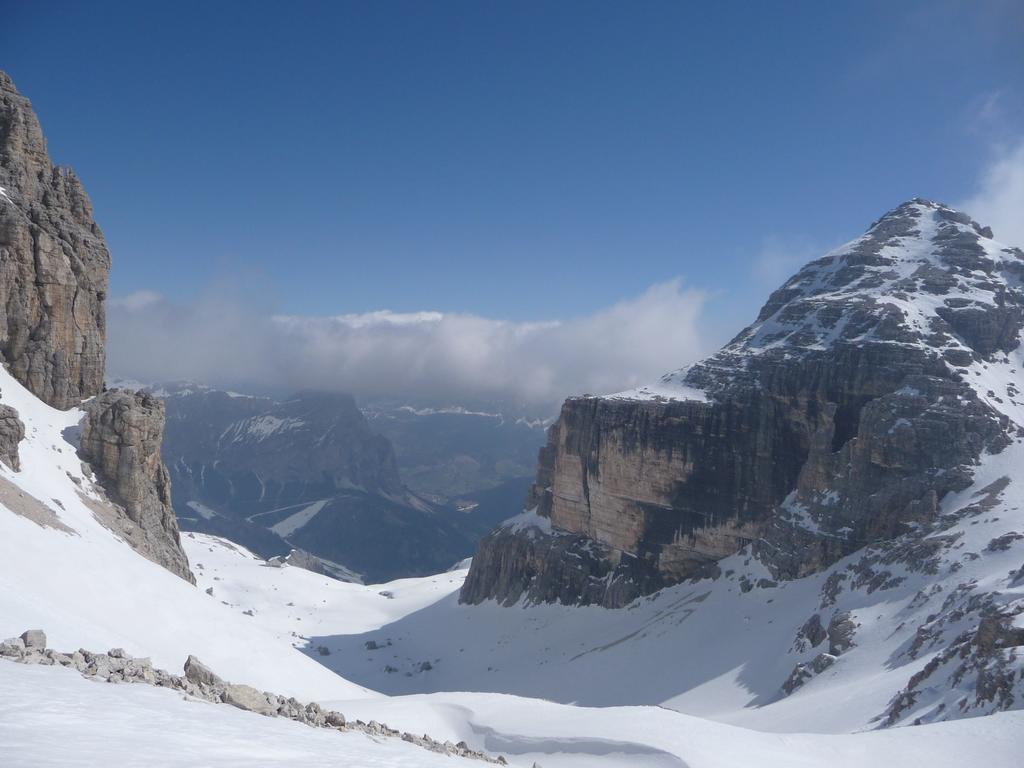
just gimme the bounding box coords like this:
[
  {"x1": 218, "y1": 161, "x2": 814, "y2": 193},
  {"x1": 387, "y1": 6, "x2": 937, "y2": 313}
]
[
  {"x1": 0, "y1": 366, "x2": 365, "y2": 702},
  {"x1": 173, "y1": 521, "x2": 1024, "y2": 766},
  {"x1": 7, "y1": 658, "x2": 1022, "y2": 768},
  {"x1": 182, "y1": 532, "x2": 464, "y2": 643},
  {"x1": 0, "y1": 662, "x2": 457, "y2": 768},
  {"x1": 373, "y1": 448, "x2": 1024, "y2": 731}
]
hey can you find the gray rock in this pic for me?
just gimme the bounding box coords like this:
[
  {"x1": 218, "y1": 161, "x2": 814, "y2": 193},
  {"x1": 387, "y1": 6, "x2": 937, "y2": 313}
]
[
  {"x1": 86, "y1": 655, "x2": 113, "y2": 679},
  {"x1": 795, "y1": 614, "x2": 827, "y2": 650},
  {"x1": 0, "y1": 405, "x2": 24, "y2": 471},
  {"x1": 0, "y1": 636, "x2": 25, "y2": 656},
  {"x1": 0, "y1": 71, "x2": 109, "y2": 409},
  {"x1": 223, "y1": 684, "x2": 276, "y2": 716},
  {"x1": 828, "y1": 611, "x2": 857, "y2": 655},
  {"x1": 79, "y1": 389, "x2": 193, "y2": 583},
  {"x1": 183, "y1": 655, "x2": 223, "y2": 688},
  {"x1": 46, "y1": 650, "x2": 72, "y2": 667},
  {"x1": 325, "y1": 710, "x2": 346, "y2": 727},
  {"x1": 20, "y1": 629, "x2": 45, "y2": 650}
]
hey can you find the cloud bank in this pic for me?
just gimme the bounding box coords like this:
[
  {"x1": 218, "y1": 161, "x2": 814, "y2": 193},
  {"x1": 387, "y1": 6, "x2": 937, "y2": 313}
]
[
  {"x1": 960, "y1": 139, "x2": 1024, "y2": 249},
  {"x1": 107, "y1": 280, "x2": 712, "y2": 410}
]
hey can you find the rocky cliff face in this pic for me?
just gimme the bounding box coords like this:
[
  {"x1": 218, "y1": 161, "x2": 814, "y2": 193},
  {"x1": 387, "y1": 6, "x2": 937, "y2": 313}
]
[
  {"x1": 462, "y1": 199, "x2": 1024, "y2": 607},
  {"x1": 0, "y1": 72, "x2": 109, "y2": 409},
  {"x1": 79, "y1": 390, "x2": 194, "y2": 583},
  {"x1": 0, "y1": 71, "x2": 191, "y2": 583}
]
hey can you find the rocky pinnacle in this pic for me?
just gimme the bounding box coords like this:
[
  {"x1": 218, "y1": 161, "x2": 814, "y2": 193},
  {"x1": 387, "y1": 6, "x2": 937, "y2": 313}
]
[{"x1": 0, "y1": 71, "x2": 109, "y2": 410}]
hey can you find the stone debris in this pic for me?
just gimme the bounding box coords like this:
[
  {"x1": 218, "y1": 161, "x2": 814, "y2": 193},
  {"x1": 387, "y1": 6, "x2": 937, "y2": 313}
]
[{"x1": 0, "y1": 630, "x2": 503, "y2": 764}]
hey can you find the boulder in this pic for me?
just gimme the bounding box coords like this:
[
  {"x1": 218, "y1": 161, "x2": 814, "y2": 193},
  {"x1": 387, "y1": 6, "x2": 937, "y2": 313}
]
[
  {"x1": 223, "y1": 684, "x2": 277, "y2": 716},
  {"x1": 20, "y1": 629, "x2": 45, "y2": 650},
  {"x1": 0, "y1": 636, "x2": 25, "y2": 656},
  {"x1": 183, "y1": 655, "x2": 224, "y2": 688},
  {"x1": 325, "y1": 710, "x2": 347, "y2": 727}
]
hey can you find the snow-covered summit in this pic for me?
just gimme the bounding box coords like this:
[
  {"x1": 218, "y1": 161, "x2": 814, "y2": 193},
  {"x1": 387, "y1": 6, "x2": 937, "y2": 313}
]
[
  {"x1": 621, "y1": 199, "x2": 1024, "y2": 406},
  {"x1": 731, "y1": 199, "x2": 1021, "y2": 356}
]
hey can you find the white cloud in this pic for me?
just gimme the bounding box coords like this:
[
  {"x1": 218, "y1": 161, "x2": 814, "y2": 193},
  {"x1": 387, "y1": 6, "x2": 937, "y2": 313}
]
[
  {"x1": 108, "y1": 289, "x2": 163, "y2": 311},
  {"x1": 107, "y1": 280, "x2": 712, "y2": 410},
  {"x1": 959, "y1": 139, "x2": 1024, "y2": 249}
]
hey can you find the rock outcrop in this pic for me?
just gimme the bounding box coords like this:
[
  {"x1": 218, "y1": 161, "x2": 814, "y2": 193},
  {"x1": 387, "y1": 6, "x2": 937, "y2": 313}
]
[
  {"x1": 0, "y1": 403, "x2": 24, "y2": 470},
  {"x1": 0, "y1": 72, "x2": 109, "y2": 409},
  {"x1": 462, "y1": 200, "x2": 1023, "y2": 607},
  {"x1": 79, "y1": 389, "x2": 193, "y2": 583},
  {"x1": 0, "y1": 71, "x2": 193, "y2": 585}
]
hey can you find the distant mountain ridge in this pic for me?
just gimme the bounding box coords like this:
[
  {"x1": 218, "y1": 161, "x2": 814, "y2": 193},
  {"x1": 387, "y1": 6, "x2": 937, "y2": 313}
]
[
  {"x1": 146, "y1": 382, "x2": 527, "y2": 582},
  {"x1": 362, "y1": 399, "x2": 549, "y2": 503}
]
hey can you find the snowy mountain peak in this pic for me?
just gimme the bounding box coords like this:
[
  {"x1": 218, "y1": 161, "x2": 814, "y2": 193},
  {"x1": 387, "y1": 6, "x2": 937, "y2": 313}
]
[
  {"x1": 653, "y1": 201, "x2": 1024, "y2": 412},
  {"x1": 752, "y1": 198, "x2": 1018, "y2": 346}
]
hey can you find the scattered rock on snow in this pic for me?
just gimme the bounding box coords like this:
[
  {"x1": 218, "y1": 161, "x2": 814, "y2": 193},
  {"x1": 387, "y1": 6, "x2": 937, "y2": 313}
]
[{"x1": 0, "y1": 631, "x2": 505, "y2": 764}]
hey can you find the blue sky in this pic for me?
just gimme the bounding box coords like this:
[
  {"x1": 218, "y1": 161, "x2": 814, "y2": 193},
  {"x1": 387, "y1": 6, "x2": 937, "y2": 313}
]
[{"x1": 4, "y1": 1, "x2": 1024, "y2": 405}]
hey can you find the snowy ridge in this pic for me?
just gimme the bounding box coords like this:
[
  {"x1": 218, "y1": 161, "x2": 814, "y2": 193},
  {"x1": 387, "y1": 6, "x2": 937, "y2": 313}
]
[
  {"x1": 726, "y1": 201, "x2": 1017, "y2": 358},
  {"x1": 616, "y1": 200, "x2": 1024, "y2": 405},
  {"x1": 501, "y1": 507, "x2": 553, "y2": 536},
  {"x1": 221, "y1": 414, "x2": 308, "y2": 443},
  {"x1": 608, "y1": 365, "x2": 710, "y2": 403}
]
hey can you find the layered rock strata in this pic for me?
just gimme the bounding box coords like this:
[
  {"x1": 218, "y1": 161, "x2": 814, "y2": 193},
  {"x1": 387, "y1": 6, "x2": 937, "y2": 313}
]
[{"x1": 462, "y1": 200, "x2": 1023, "y2": 607}]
